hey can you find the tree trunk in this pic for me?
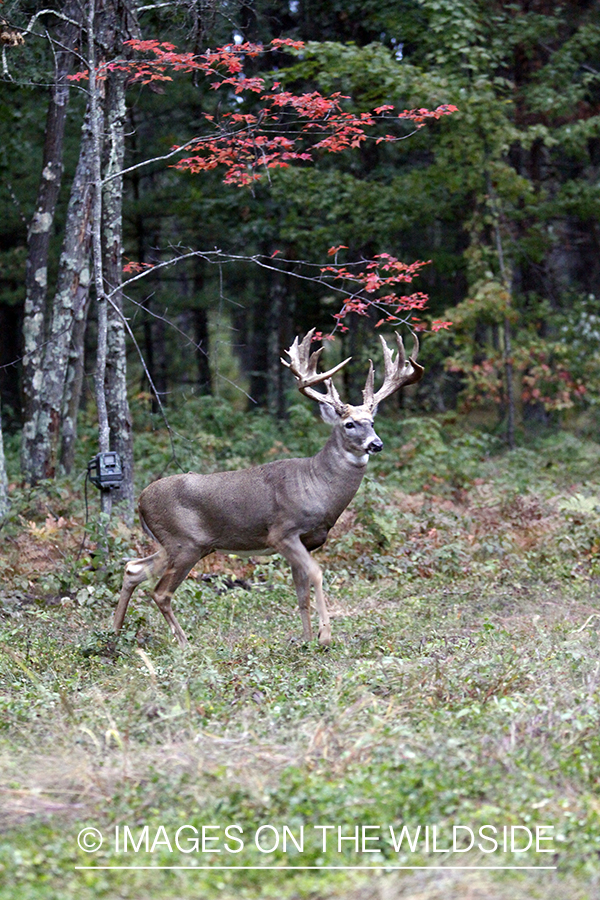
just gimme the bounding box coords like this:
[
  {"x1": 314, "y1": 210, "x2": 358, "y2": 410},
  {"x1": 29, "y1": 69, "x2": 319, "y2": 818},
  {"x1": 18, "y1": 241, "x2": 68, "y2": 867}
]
[
  {"x1": 152, "y1": 306, "x2": 168, "y2": 406},
  {"x1": 87, "y1": 0, "x2": 112, "y2": 519},
  {"x1": 494, "y1": 217, "x2": 516, "y2": 450},
  {"x1": 29, "y1": 110, "x2": 95, "y2": 480},
  {"x1": 191, "y1": 264, "x2": 212, "y2": 394},
  {"x1": 59, "y1": 294, "x2": 91, "y2": 474},
  {"x1": 100, "y1": 0, "x2": 140, "y2": 523},
  {"x1": 21, "y1": 0, "x2": 83, "y2": 483},
  {"x1": 503, "y1": 315, "x2": 515, "y2": 449},
  {"x1": 248, "y1": 260, "x2": 291, "y2": 414},
  {"x1": 0, "y1": 305, "x2": 21, "y2": 421},
  {"x1": 193, "y1": 306, "x2": 212, "y2": 394},
  {"x1": 248, "y1": 284, "x2": 270, "y2": 407},
  {"x1": 342, "y1": 313, "x2": 369, "y2": 406},
  {"x1": 77, "y1": 0, "x2": 140, "y2": 522},
  {"x1": 266, "y1": 269, "x2": 286, "y2": 418},
  {"x1": 140, "y1": 233, "x2": 167, "y2": 411},
  {"x1": 0, "y1": 402, "x2": 8, "y2": 520}
]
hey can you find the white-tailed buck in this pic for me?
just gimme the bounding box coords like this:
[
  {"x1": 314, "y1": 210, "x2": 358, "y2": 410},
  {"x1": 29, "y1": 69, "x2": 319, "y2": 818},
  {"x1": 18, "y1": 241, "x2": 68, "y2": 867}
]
[{"x1": 114, "y1": 330, "x2": 423, "y2": 647}]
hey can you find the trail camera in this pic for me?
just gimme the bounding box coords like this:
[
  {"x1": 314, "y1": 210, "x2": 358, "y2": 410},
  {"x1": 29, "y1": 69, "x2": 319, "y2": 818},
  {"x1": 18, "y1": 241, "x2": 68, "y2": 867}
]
[{"x1": 88, "y1": 452, "x2": 124, "y2": 490}]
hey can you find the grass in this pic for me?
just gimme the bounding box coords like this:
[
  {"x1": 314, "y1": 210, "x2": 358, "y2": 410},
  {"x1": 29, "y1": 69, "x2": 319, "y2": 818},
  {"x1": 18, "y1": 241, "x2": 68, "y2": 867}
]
[{"x1": 1, "y1": 405, "x2": 600, "y2": 898}]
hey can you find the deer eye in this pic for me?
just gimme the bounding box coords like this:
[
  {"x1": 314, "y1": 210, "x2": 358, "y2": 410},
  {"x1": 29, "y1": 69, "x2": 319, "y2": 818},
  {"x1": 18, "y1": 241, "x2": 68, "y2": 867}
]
[{"x1": 344, "y1": 421, "x2": 356, "y2": 430}]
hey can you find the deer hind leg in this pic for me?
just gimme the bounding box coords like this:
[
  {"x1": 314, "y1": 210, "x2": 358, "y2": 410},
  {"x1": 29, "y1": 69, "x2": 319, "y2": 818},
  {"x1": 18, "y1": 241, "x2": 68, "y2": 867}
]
[
  {"x1": 276, "y1": 537, "x2": 331, "y2": 646},
  {"x1": 150, "y1": 547, "x2": 207, "y2": 649},
  {"x1": 114, "y1": 548, "x2": 168, "y2": 635}
]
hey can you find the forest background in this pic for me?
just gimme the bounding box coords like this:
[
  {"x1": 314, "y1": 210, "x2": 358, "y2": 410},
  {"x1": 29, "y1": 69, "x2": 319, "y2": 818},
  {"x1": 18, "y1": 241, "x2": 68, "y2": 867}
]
[
  {"x1": 1, "y1": 2, "x2": 600, "y2": 899},
  {"x1": 0, "y1": 0, "x2": 599, "y2": 513}
]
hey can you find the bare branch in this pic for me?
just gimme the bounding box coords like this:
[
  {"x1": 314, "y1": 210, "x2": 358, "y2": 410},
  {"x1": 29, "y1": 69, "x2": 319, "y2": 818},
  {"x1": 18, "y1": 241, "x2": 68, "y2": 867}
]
[
  {"x1": 24, "y1": 9, "x2": 82, "y2": 34},
  {"x1": 135, "y1": 3, "x2": 176, "y2": 11},
  {"x1": 102, "y1": 134, "x2": 218, "y2": 184}
]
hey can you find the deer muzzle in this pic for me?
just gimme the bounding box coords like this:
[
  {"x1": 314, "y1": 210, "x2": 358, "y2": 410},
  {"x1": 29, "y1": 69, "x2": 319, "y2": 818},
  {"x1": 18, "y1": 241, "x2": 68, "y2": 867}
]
[{"x1": 366, "y1": 437, "x2": 384, "y2": 454}]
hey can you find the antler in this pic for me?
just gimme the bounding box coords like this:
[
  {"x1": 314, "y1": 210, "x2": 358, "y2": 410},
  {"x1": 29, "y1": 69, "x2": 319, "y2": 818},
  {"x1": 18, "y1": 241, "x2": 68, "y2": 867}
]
[
  {"x1": 282, "y1": 329, "x2": 351, "y2": 415},
  {"x1": 362, "y1": 333, "x2": 424, "y2": 412}
]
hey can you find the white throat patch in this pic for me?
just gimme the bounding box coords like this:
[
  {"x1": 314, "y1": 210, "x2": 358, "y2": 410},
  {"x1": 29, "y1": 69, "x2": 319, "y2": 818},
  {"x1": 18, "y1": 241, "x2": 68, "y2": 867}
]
[{"x1": 344, "y1": 449, "x2": 369, "y2": 466}]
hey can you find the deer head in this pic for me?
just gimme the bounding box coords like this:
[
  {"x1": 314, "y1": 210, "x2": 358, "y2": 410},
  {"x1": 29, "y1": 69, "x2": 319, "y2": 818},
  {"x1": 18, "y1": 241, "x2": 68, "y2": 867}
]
[{"x1": 282, "y1": 328, "x2": 424, "y2": 461}]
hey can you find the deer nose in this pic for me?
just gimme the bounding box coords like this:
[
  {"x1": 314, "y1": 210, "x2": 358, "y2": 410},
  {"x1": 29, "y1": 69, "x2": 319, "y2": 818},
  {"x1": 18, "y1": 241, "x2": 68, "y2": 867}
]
[{"x1": 367, "y1": 438, "x2": 383, "y2": 453}]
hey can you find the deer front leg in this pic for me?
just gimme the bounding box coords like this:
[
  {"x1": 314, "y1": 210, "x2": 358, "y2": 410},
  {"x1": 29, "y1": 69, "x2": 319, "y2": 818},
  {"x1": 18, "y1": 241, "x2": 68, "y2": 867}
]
[
  {"x1": 291, "y1": 567, "x2": 312, "y2": 641},
  {"x1": 276, "y1": 537, "x2": 331, "y2": 646},
  {"x1": 314, "y1": 571, "x2": 332, "y2": 647}
]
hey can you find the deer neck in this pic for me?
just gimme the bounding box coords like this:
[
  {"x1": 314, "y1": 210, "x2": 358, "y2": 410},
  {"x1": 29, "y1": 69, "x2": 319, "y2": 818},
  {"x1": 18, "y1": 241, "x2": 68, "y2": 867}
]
[{"x1": 309, "y1": 428, "x2": 368, "y2": 506}]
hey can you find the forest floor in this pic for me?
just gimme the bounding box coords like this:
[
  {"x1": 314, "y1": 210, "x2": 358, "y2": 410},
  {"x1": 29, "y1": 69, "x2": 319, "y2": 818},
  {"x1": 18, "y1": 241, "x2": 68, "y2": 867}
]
[{"x1": 1, "y1": 406, "x2": 600, "y2": 899}]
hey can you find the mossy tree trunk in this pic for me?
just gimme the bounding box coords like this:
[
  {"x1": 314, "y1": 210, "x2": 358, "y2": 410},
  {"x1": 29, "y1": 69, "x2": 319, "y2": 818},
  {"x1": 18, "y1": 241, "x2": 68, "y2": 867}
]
[
  {"x1": 28, "y1": 110, "x2": 95, "y2": 480},
  {"x1": 103, "y1": 60, "x2": 136, "y2": 522},
  {"x1": 20, "y1": 0, "x2": 83, "y2": 484}
]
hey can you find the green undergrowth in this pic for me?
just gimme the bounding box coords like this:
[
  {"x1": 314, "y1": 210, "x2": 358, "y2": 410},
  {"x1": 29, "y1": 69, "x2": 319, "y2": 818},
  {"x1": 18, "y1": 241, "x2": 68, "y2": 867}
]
[{"x1": 2, "y1": 407, "x2": 600, "y2": 897}]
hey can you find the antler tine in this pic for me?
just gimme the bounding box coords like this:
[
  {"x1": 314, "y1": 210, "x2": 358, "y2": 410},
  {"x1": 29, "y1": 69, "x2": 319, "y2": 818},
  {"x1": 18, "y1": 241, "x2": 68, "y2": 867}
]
[
  {"x1": 362, "y1": 360, "x2": 375, "y2": 408},
  {"x1": 386, "y1": 332, "x2": 406, "y2": 376},
  {"x1": 411, "y1": 332, "x2": 420, "y2": 361},
  {"x1": 324, "y1": 377, "x2": 346, "y2": 413},
  {"x1": 364, "y1": 332, "x2": 424, "y2": 412},
  {"x1": 282, "y1": 330, "x2": 351, "y2": 413}
]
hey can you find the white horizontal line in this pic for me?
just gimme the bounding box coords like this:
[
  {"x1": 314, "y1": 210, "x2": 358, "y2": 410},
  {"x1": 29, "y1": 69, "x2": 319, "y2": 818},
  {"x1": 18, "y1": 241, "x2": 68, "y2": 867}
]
[{"x1": 75, "y1": 865, "x2": 558, "y2": 871}]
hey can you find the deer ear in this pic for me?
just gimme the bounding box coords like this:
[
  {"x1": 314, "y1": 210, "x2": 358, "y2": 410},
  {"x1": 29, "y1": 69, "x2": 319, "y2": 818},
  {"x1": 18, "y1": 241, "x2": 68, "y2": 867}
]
[{"x1": 319, "y1": 402, "x2": 340, "y2": 426}]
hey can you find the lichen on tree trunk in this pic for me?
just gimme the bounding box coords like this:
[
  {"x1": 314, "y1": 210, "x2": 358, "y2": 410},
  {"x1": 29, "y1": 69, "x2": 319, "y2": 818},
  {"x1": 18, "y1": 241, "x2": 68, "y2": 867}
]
[
  {"x1": 103, "y1": 67, "x2": 135, "y2": 522},
  {"x1": 59, "y1": 294, "x2": 90, "y2": 475},
  {"x1": 28, "y1": 110, "x2": 95, "y2": 480},
  {"x1": 20, "y1": 0, "x2": 83, "y2": 484}
]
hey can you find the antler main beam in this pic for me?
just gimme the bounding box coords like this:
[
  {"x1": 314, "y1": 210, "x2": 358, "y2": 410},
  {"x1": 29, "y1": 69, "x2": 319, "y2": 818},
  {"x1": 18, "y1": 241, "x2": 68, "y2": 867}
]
[
  {"x1": 282, "y1": 329, "x2": 351, "y2": 414},
  {"x1": 363, "y1": 333, "x2": 424, "y2": 412}
]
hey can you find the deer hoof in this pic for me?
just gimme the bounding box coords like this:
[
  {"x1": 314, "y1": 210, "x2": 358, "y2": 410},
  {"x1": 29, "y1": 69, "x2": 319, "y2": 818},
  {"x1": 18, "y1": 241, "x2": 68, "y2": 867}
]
[
  {"x1": 318, "y1": 625, "x2": 331, "y2": 647},
  {"x1": 173, "y1": 631, "x2": 189, "y2": 649}
]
